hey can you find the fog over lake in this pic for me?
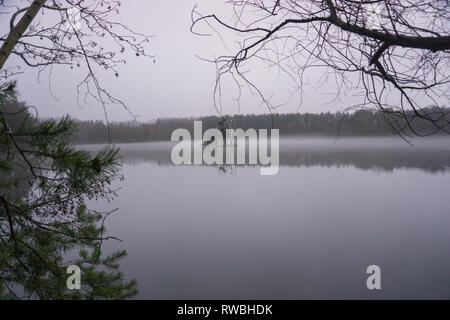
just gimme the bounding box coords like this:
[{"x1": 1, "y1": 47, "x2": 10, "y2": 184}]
[{"x1": 83, "y1": 137, "x2": 450, "y2": 299}]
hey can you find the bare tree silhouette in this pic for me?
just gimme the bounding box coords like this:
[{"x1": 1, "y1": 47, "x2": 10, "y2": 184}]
[
  {"x1": 192, "y1": 0, "x2": 450, "y2": 137},
  {"x1": 0, "y1": 0, "x2": 153, "y2": 139}
]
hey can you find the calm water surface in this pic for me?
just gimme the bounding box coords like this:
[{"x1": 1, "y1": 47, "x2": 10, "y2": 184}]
[{"x1": 83, "y1": 137, "x2": 450, "y2": 299}]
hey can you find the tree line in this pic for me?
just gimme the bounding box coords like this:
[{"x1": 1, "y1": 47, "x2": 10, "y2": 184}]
[{"x1": 73, "y1": 107, "x2": 449, "y2": 144}]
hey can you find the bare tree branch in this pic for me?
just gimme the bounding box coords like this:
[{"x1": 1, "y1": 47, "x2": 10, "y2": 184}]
[{"x1": 192, "y1": 0, "x2": 450, "y2": 137}]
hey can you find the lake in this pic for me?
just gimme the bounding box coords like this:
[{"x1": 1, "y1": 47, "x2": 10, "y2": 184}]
[{"x1": 82, "y1": 137, "x2": 450, "y2": 299}]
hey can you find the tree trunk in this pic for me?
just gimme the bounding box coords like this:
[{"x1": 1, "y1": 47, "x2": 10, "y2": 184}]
[{"x1": 0, "y1": 0, "x2": 47, "y2": 71}]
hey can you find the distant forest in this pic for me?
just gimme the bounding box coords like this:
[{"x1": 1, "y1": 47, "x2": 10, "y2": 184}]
[{"x1": 73, "y1": 107, "x2": 449, "y2": 144}]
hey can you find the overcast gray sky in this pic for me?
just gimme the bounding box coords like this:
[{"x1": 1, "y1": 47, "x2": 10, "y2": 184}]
[{"x1": 5, "y1": 0, "x2": 363, "y2": 122}]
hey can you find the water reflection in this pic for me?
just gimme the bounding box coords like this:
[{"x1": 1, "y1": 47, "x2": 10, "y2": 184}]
[
  {"x1": 79, "y1": 137, "x2": 450, "y2": 299},
  {"x1": 81, "y1": 137, "x2": 450, "y2": 173}
]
